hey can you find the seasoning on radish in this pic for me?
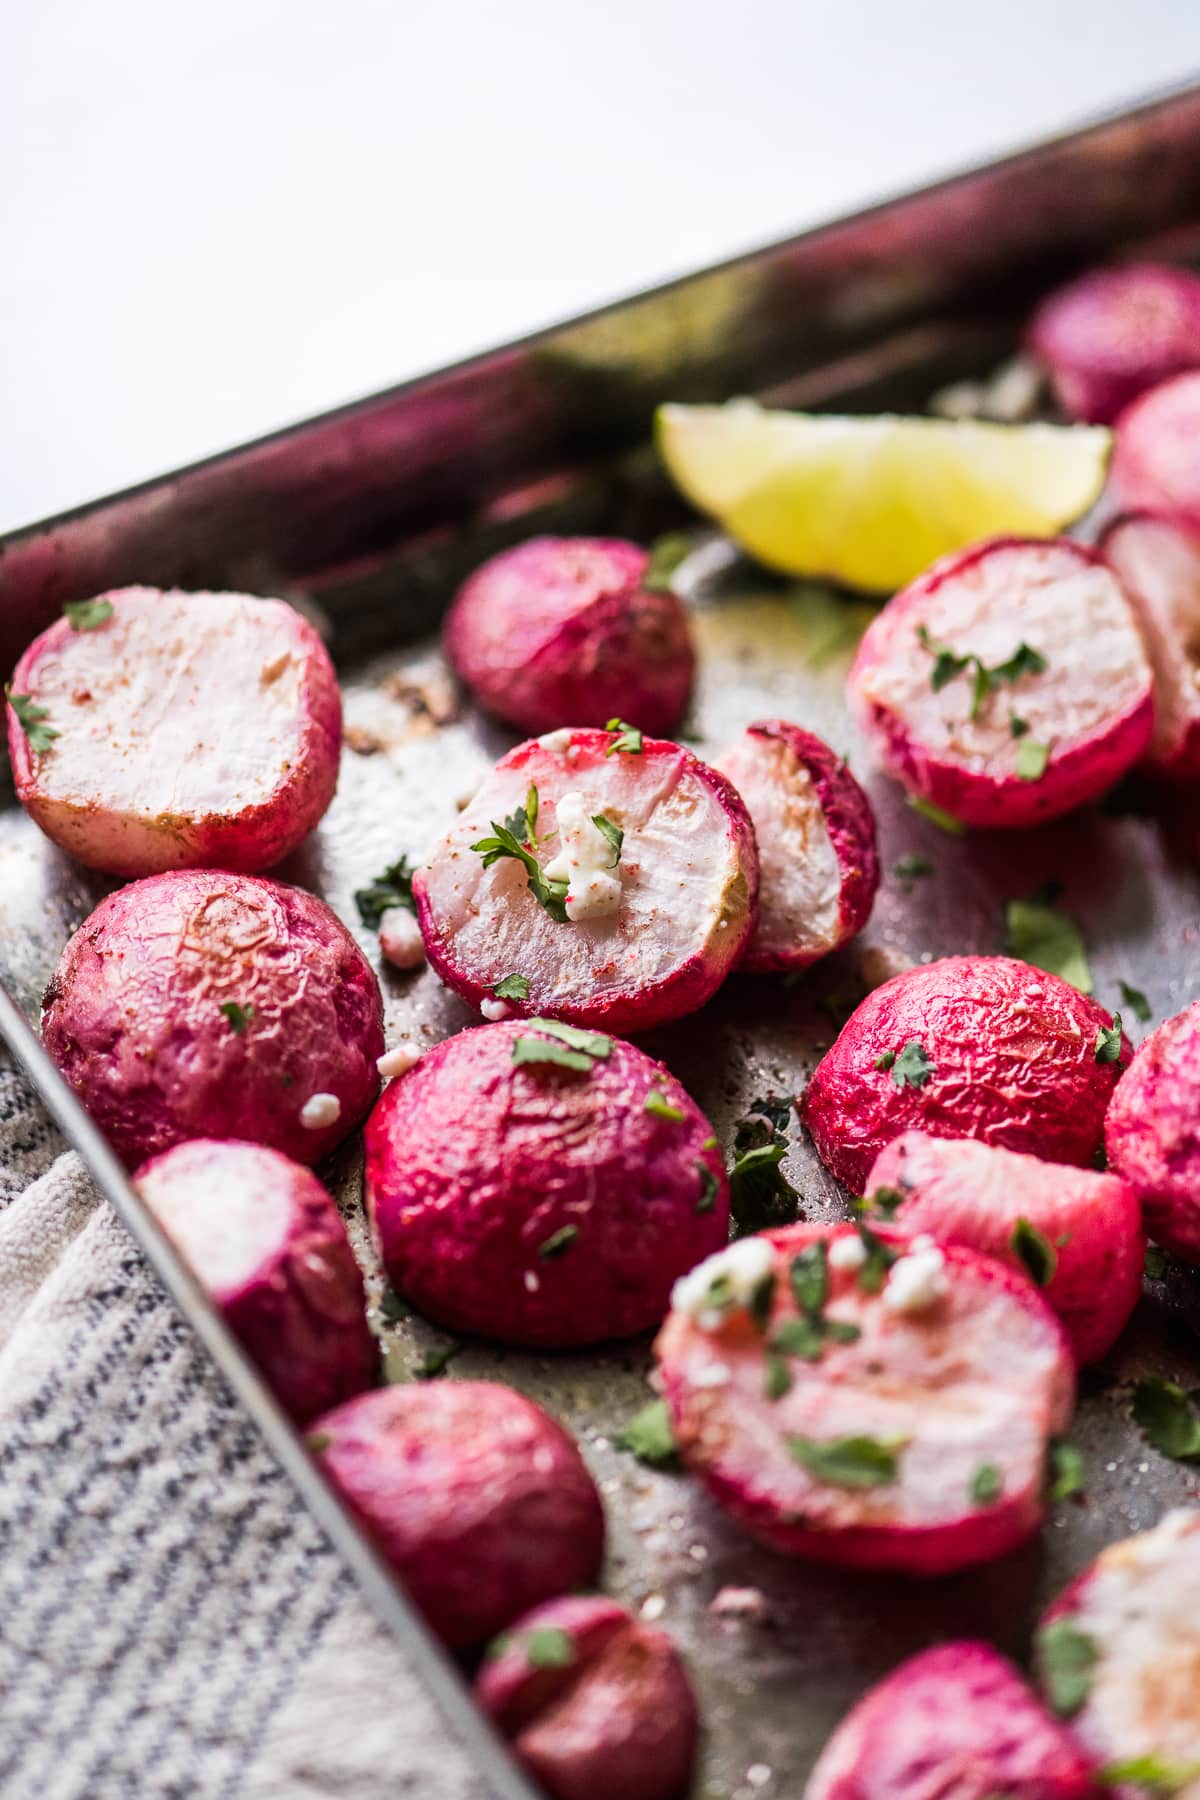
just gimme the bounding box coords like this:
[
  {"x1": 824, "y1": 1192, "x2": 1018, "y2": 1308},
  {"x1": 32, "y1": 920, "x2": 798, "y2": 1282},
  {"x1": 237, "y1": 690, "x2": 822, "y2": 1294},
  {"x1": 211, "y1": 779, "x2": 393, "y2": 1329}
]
[
  {"x1": 805, "y1": 1640, "x2": 1100, "y2": 1800},
  {"x1": 713, "y1": 720, "x2": 879, "y2": 973},
  {"x1": 1026, "y1": 262, "x2": 1200, "y2": 424},
  {"x1": 413, "y1": 727, "x2": 758, "y2": 1032},
  {"x1": 1102, "y1": 512, "x2": 1200, "y2": 780},
  {"x1": 477, "y1": 1595, "x2": 699, "y2": 1800},
  {"x1": 41, "y1": 870, "x2": 384, "y2": 1168},
  {"x1": 864, "y1": 1131, "x2": 1144, "y2": 1365},
  {"x1": 802, "y1": 955, "x2": 1128, "y2": 1194},
  {"x1": 655, "y1": 1221, "x2": 1074, "y2": 1573},
  {"x1": 1111, "y1": 371, "x2": 1200, "y2": 533},
  {"x1": 365, "y1": 1020, "x2": 728, "y2": 1348},
  {"x1": 6, "y1": 587, "x2": 341, "y2": 876},
  {"x1": 136, "y1": 1139, "x2": 376, "y2": 1423},
  {"x1": 1106, "y1": 998, "x2": 1200, "y2": 1263},
  {"x1": 307, "y1": 1382, "x2": 604, "y2": 1651},
  {"x1": 443, "y1": 537, "x2": 695, "y2": 737},
  {"x1": 848, "y1": 537, "x2": 1153, "y2": 829}
]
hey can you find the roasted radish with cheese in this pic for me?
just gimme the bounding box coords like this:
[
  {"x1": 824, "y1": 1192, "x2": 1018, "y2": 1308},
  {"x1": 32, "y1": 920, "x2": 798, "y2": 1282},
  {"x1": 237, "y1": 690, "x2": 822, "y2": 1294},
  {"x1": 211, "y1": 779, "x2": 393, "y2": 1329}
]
[
  {"x1": 413, "y1": 726, "x2": 758, "y2": 1032},
  {"x1": 366, "y1": 1019, "x2": 728, "y2": 1347},
  {"x1": 136, "y1": 1139, "x2": 376, "y2": 1423},
  {"x1": 864, "y1": 1131, "x2": 1144, "y2": 1366},
  {"x1": 42, "y1": 870, "x2": 384, "y2": 1168},
  {"x1": 1102, "y1": 512, "x2": 1200, "y2": 780},
  {"x1": 1106, "y1": 998, "x2": 1200, "y2": 1263},
  {"x1": 308, "y1": 1382, "x2": 604, "y2": 1651},
  {"x1": 477, "y1": 1596, "x2": 699, "y2": 1800},
  {"x1": 1035, "y1": 1508, "x2": 1200, "y2": 1785},
  {"x1": 805, "y1": 1640, "x2": 1100, "y2": 1800},
  {"x1": 6, "y1": 587, "x2": 341, "y2": 876},
  {"x1": 848, "y1": 537, "x2": 1153, "y2": 829},
  {"x1": 1111, "y1": 371, "x2": 1200, "y2": 532},
  {"x1": 802, "y1": 955, "x2": 1127, "y2": 1194},
  {"x1": 444, "y1": 537, "x2": 695, "y2": 737},
  {"x1": 1026, "y1": 262, "x2": 1200, "y2": 424},
  {"x1": 655, "y1": 1222, "x2": 1074, "y2": 1572},
  {"x1": 714, "y1": 721, "x2": 879, "y2": 973}
]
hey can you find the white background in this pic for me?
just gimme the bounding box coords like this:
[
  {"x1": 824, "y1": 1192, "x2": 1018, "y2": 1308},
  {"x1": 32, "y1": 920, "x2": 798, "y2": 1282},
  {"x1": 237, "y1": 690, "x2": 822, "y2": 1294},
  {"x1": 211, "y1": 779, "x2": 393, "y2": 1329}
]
[{"x1": 2, "y1": 0, "x2": 1198, "y2": 534}]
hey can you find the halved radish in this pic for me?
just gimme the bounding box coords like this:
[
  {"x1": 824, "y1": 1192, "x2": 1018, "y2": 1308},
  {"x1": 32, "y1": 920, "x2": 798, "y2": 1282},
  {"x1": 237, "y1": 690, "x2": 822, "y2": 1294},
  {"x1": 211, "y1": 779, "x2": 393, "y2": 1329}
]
[
  {"x1": 802, "y1": 955, "x2": 1128, "y2": 1194},
  {"x1": 655, "y1": 1221, "x2": 1074, "y2": 1572},
  {"x1": 1106, "y1": 998, "x2": 1200, "y2": 1263},
  {"x1": 308, "y1": 1382, "x2": 605, "y2": 1651},
  {"x1": 135, "y1": 1139, "x2": 376, "y2": 1423},
  {"x1": 6, "y1": 587, "x2": 342, "y2": 876},
  {"x1": 413, "y1": 727, "x2": 758, "y2": 1032},
  {"x1": 1102, "y1": 512, "x2": 1200, "y2": 780},
  {"x1": 1036, "y1": 1509, "x2": 1200, "y2": 1786},
  {"x1": 806, "y1": 1640, "x2": 1100, "y2": 1800},
  {"x1": 366, "y1": 1020, "x2": 728, "y2": 1348},
  {"x1": 41, "y1": 870, "x2": 384, "y2": 1168},
  {"x1": 865, "y1": 1131, "x2": 1144, "y2": 1366},
  {"x1": 713, "y1": 721, "x2": 879, "y2": 973},
  {"x1": 848, "y1": 537, "x2": 1153, "y2": 829},
  {"x1": 444, "y1": 537, "x2": 695, "y2": 737},
  {"x1": 1026, "y1": 262, "x2": 1200, "y2": 424},
  {"x1": 477, "y1": 1595, "x2": 699, "y2": 1800},
  {"x1": 1111, "y1": 371, "x2": 1200, "y2": 531}
]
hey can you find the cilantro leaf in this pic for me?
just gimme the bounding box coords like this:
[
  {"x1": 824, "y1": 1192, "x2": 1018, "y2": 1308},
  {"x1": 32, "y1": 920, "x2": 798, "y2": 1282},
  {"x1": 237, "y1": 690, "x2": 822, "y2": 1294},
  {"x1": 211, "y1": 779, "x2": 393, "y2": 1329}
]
[
  {"x1": 1144, "y1": 1244, "x2": 1170, "y2": 1280},
  {"x1": 591, "y1": 813, "x2": 623, "y2": 867},
  {"x1": 863, "y1": 1185, "x2": 906, "y2": 1220},
  {"x1": 644, "y1": 1089, "x2": 685, "y2": 1122},
  {"x1": 1098, "y1": 1756, "x2": 1200, "y2": 1790},
  {"x1": 537, "y1": 1224, "x2": 579, "y2": 1258},
  {"x1": 906, "y1": 793, "x2": 965, "y2": 835},
  {"x1": 618, "y1": 1398, "x2": 680, "y2": 1467},
  {"x1": 971, "y1": 1462, "x2": 1002, "y2": 1505},
  {"x1": 354, "y1": 857, "x2": 417, "y2": 929},
  {"x1": 853, "y1": 1219, "x2": 898, "y2": 1294},
  {"x1": 1009, "y1": 712, "x2": 1030, "y2": 737},
  {"x1": 218, "y1": 1001, "x2": 254, "y2": 1033},
  {"x1": 993, "y1": 641, "x2": 1049, "y2": 683},
  {"x1": 788, "y1": 1433, "x2": 903, "y2": 1489},
  {"x1": 1037, "y1": 1617, "x2": 1096, "y2": 1717},
  {"x1": 1012, "y1": 1216, "x2": 1057, "y2": 1287},
  {"x1": 789, "y1": 1242, "x2": 830, "y2": 1317},
  {"x1": 916, "y1": 624, "x2": 970, "y2": 692},
  {"x1": 729, "y1": 1143, "x2": 799, "y2": 1236},
  {"x1": 769, "y1": 1316, "x2": 826, "y2": 1362},
  {"x1": 642, "y1": 531, "x2": 695, "y2": 593},
  {"x1": 893, "y1": 854, "x2": 934, "y2": 888},
  {"x1": 1119, "y1": 979, "x2": 1151, "y2": 1023},
  {"x1": 764, "y1": 1352, "x2": 794, "y2": 1399},
  {"x1": 605, "y1": 718, "x2": 644, "y2": 755},
  {"x1": 1095, "y1": 1014, "x2": 1124, "y2": 1063},
  {"x1": 511, "y1": 1019, "x2": 612, "y2": 1075},
  {"x1": 379, "y1": 1287, "x2": 410, "y2": 1323},
  {"x1": 525, "y1": 1019, "x2": 612, "y2": 1056},
  {"x1": 493, "y1": 973, "x2": 530, "y2": 1001},
  {"x1": 874, "y1": 1050, "x2": 897, "y2": 1072},
  {"x1": 5, "y1": 687, "x2": 59, "y2": 755},
  {"x1": 471, "y1": 820, "x2": 569, "y2": 922},
  {"x1": 1016, "y1": 738, "x2": 1051, "y2": 781},
  {"x1": 415, "y1": 1341, "x2": 461, "y2": 1380},
  {"x1": 1004, "y1": 896, "x2": 1092, "y2": 994},
  {"x1": 1047, "y1": 1439, "x2": 1085, "y2": 1503},
  {"x1": 1133, "y1": 1376, "x2": 1200, "y2": 1463},
  {"x1": 887, "y1": 1041, "x2": 935, "y2": 1089},
  {"x1": 695, "y1": 1159, "x2": 720, "y2": 1212},
  {"x1": 63, "y1": 597, "x2": 114, "y2": 631},
  {"x1": 522, "y1": 1627, "x2": 576, "y2": 1669}
]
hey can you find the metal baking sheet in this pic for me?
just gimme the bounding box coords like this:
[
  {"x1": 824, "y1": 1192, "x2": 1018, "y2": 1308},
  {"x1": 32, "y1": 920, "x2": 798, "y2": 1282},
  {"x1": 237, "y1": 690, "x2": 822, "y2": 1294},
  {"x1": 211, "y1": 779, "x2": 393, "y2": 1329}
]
[{"x1": 5, "y1": 83, "x2": 1200, "y2": 1798}]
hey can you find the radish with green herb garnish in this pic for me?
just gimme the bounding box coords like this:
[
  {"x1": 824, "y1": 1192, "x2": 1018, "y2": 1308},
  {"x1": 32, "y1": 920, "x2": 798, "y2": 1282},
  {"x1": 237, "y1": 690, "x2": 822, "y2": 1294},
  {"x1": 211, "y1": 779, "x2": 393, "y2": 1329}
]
[
  {"x1": 1102, "y1": 512, "x2": 1200, "y2": 781},
  {"x1": 1106, "y1": 998, "x2": 1200, "y2": 1263}
]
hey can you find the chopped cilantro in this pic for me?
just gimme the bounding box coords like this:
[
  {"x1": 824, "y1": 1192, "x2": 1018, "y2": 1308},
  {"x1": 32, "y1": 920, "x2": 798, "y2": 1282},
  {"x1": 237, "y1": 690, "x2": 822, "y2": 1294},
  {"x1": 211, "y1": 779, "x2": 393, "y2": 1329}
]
[
  {"x1": 788, "y1": 1433, "x2": 903, "y2": 1489},
  {"x1": 916, "y1": 625, "x2": 969, "y2": 692},
  {"x1": 906, "y1": 794, "x2": 965, "y2": 834},
  {"x1": 305, "y1": 1431, "x2": 332, "y2": 1453},
  {"x1": 1016, "y1": 738, "x2": 1051, "y2": 781},
  {"x1": 970, "y1": 1463, "x2": 1002, "y2": 1505},
  {"x1": 1011, "y1": 1216, "x2": 1057, "y2": 1287},
  {"x1": 5, "y1": 688, "x2": 59, "y2": 755},
  {"x1": 355, "y1": 858, "x2": 417, "y2": 929},
  {"x1": 642, "y1": 531, "x2": 695, "y2": 592},
  {"x1": 472, "y1": 811, "x2": 569, "y2": 922},
  {"x1": 769, "y1": 1316, "x2": 825, "y2": 1362},
  {"x1": 644, "y1": 1088, "x2": 685, "y2": 1122},
  {"x1": 1133, "y1": 1376, "x2": 1200, "y2": 1463},
  {"x1": 218, "y1": 1001, "x2": 253, "y2": 1033},
  {"x1": 1037, "y1": 1617, "x2": 1096, "y2": 1717},
  {"x1": 1144, "y1": 1244, "x2": 1170, "y2": 1280},
  {"x1": 1119, "y1": 979, "x2": 1151, "y2": 1023},
  {"x1": 415, "y1": 1341, "x2": 462, "y2": 1380},
  {"x1": 700, "y1": 1135, "x2": 718, "y2": 1151},
  {"x1": 893, "y1": 853, "x2": 934, "y2": 888},
  {"x1": 63, "y1": 597, "x2": 114, "y2": 631},
  {"x1": 591, "y1": 813, "x2": 624, "y2": 867},
  {"x1": 916, "y1": 626, "x2": 1047, "y2": 721},
  {"x1": 727, "y1": 1097, "x2": 800, "y2": 1235},
  {"x1": 1004, "y1": 896, "x2": 1092, "y2": 994},
  {"x1": 537, "y1": 1224, "x2": 579, "y2": 1259},
  {"x1": 764, "y1": 1352, "x2": 793, "y2": 1400},
  {"x1": 525, "y1": 1626, "x2": 576, "y2": 1668},
  {"x1": 618, "y1": 1398, "x2": 680, "y2": 1467},
  {"x1": 605, "y1": 718, "x2": 644, "y2": 755},
  {"x1": 493, "y1": 973, "x2": 530, "y2": 1001},
  {"x1": 747, "y1": 1268, "x2": 777, "y2": 1333},
  {"x1": 1047, "y1": 1439, "x2": 1085, "y2": 1503},
  {"x1": 1095, "y1": 1014, "x2": 1124, "y2": 1063},
  {"x1": 1009, "y1": 712, "x2": 1030, "y2": 737},
  {"x1": 887, "y1": 1041, "x2": 935, "y2": 1089},
  {"x1": 511, "y1": 1019, "x2": 612, "y2": 1073},
  {"x1": 695, "y1": 1159, "x2": 720, "y2": 1212},
  {"x1": 379, "y1": 1287, "x2": 410, "y2": 1323},
  {"x1": 854, "y1": 1219, "x2": 898, "y2": 1294},
  {"x1": 863, "y1": 1185, "x2": 905, "y2": 1220},
  {"x1": 789, "y1": 1241, "x2": 830, "y2": 1316},
  {"x1": 1098, "y1": 1755, "x2": 1200, "y2": 1789},
  {"x1": 874, "y1": 1050, "x2": 897, "y2": 1072}
]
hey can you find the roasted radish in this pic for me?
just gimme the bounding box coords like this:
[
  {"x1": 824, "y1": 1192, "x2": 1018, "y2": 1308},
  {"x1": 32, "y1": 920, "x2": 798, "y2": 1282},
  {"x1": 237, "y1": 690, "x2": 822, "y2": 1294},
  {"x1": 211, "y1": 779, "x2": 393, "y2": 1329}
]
[
  {"x1": 1027, "y1": 262, "x2": 1200, "y2": 424},
  {"x1": 1102, "y1": 512, "x2": 1200, "y2": 780},
  {"x1": 6, "y1": 586, "x2": 341, "y2": 876},
  {"x1": 42, "y1": 870, "x2": 384, "y2": 1168},
  {"x1": 1106, "y1": 998, "x2": 1200, "y2": 1263},
  {"x1": 849, "y1": 537, "x2": 1153, "y2": 829},
  {"x1": 477, "y1": 1595, "x2": 699, "y2": 1800},
  {"x1": 366, "y1": 1019, "x2": 728, "y2": 1348},
  {"x1": 308, "y1": 1382, "x2": 604, "y2": 1651},
  {"x1": 444, "y1": 537, "x2": 695, "y2": 737},
  {"x1": 1111, "y1": 371, "x2": 1200, "y2": 531},
  {"x1": 1035, "y1": 1508, "x2": 1200, "y2": 1785},
  {"x1": 802, "y1": 955, "x2": 1127, "y2": 1194},
  {"x1": 655, "y1": 1222, "x2": 1074, "y2": 1572},
  {"x1": 136, "y1": 1139, "x2": 376, "y2": 1423},
  {"x1": 714, "y1": 720, "x2": 879, "y2": 973},
  {"x1": 806, "y1": 1640, "x2": 1099, "y2": 1800},
  {"x1": 413, "y1": 726, "x2": 758, "y2": 1032},
  {"x1": 864, "y1": 1131, "x2": 1144, "y2": 1366}
]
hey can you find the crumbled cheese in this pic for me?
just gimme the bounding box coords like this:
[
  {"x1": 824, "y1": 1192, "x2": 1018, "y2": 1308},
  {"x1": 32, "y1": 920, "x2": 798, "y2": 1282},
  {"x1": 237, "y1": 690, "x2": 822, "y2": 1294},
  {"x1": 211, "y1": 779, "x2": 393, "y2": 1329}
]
[
  {"x1": 882, "y1": 1235, "x2": 948, "y2": 1314},
  {"x1": 543, "y1": 790, "x2": 622, "y2": 922},
  {"x1": 378, "y1": 906, "x2": 426, "y2": 970},
  {"x1": 709, "y1": 1585, "x2": 769, "y2": 1620},
  {"x1": 828, "y1": 1234, "x2": 868, "y2": 1272},
  {"x1": 480, "y1": 998, "x2": 509, "y2": 1022},
  {"x1": 377, "y1": 1043, "x2": 421, "y2": 1080},
  {"x1": 640, "y1": 1593, "x2": 666, "y2": 1621},
  {"x1": 523, "y1": 1270, "x2": 540, "y2": 1293},
  {"x1": 671, "y1": 1237, "x2": 774, "y2": 1332},
  {"x1": 300, "y1": 1092, "x2": 342, "y2": 1130},
  {"x1": 537, "y1": 728, "x2": 574, "y2": 753}
]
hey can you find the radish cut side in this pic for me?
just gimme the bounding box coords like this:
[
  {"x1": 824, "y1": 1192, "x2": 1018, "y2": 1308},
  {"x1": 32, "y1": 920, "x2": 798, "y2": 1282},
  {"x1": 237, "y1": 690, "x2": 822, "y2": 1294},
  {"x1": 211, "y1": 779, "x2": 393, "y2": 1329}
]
[{"x1": 1102, "y1": 512, "x2": 1200, "y2": 780}]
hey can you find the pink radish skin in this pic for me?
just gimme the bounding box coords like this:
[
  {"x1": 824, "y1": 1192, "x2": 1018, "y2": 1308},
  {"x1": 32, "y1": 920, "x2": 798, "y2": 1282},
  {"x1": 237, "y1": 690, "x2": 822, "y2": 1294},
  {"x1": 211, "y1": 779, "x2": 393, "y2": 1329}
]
[
  {"x1": 42, "y1": 870, "x2": 384, "y2": 1169},
  {"x1": 1102, "y1": 512, "x2": 1200, "y2": 780},
  {"x1": 444, "y1": 537, "x2": 695, "y2": 737},
  {"x1": 865, "y1": 1131, "x2": 1144, "y2": 1366},
  {"x1": 136, "y1": 1139, "x2": 376, "y2": 1424},
  {"x1": 805, "y1": 1640, "x2": 1101, "y2": 1800},
  {"x1": 309, "y1": 1383, "x2": 604, "y2": 1652},
  {"x1": 477, "y1": 1596, "x2": 699, "y2": 1800},
  {"x1": 655, "y1": 1221, "x2": 1074, "y2": 1573},
  {"x1": 366, "y1": 1021, "x2": 728, "y2": 1348},
  {"x1": 714, "y1": 720, "x2": 879, "y2": 973},
  {"x1": 6, "y1": 587, "x2": 341, "y2": 877},
  {"x1": 1037, "y1": 1509, "x2": 1200, "y2": 1791},
  {"x1": 1106, "y1": 999, "x2": 1200, "y2": 1263},
  {"x1": 414, "y1": 728, "x2": 758, "y2": 1033},
  {"x1": 1026, "y1": 262, "x2": 1200, "y2": 424},
  {"x1": 1111, "y1": 372, "x2": 1200, "y2": 532},
  {"x1": 849, "y1": 537, "x2": 1153, "y2": 829},
  {"x1": 802, "y1": 956, "x2": 1128, "y2": 1195}
]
